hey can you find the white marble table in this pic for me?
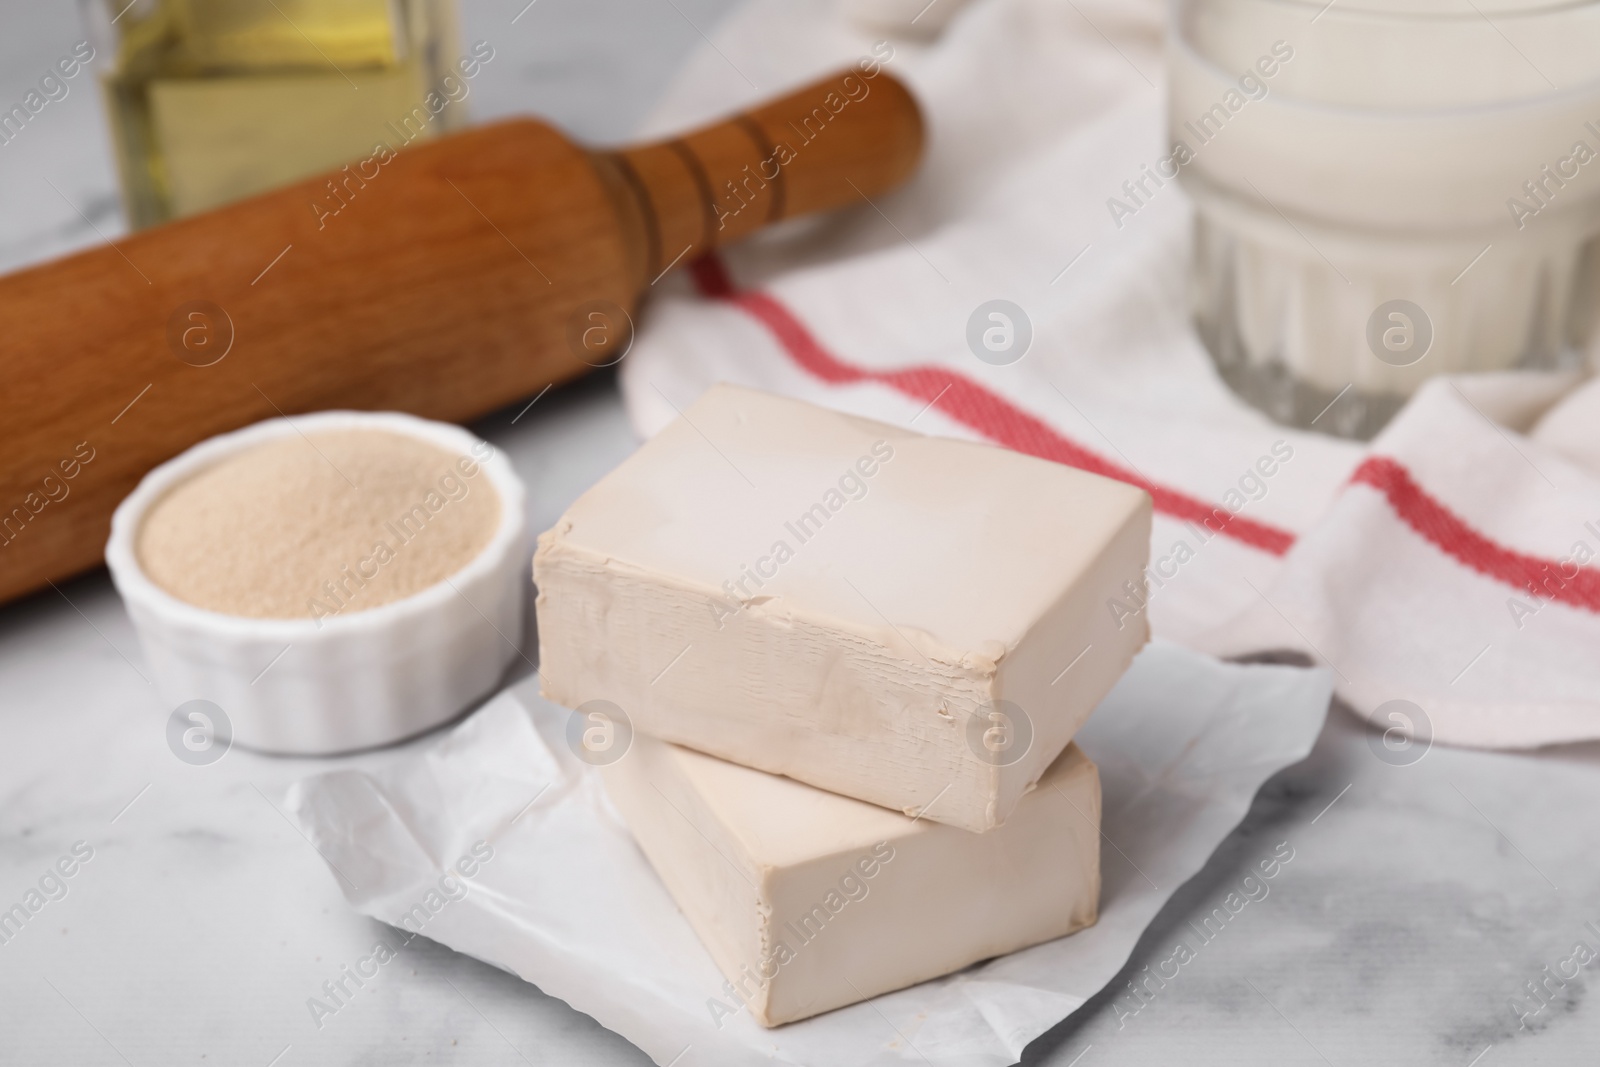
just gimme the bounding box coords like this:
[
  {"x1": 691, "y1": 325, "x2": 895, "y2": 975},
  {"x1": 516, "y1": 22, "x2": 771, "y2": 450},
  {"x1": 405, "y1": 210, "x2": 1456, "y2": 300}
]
[{"x1": 2, "y1": 2, "x2": 1598, "y2": 1064}]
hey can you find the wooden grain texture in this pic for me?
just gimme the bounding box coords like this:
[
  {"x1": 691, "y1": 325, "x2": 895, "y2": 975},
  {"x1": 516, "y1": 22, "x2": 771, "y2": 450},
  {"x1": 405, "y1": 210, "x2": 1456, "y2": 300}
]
[
  {"x1": 0, "y1": 69, "x2": 923, "y2": 606},
  {"x1": 611, "y1": 64, "x2": 923, "y2": 267}
]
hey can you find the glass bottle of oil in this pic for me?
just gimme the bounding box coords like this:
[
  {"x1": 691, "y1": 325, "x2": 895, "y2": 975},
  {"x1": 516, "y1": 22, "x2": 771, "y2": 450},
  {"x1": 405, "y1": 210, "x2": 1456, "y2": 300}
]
[{"x1": 88, "y1": 0, "x2": 464, "y2": 229}]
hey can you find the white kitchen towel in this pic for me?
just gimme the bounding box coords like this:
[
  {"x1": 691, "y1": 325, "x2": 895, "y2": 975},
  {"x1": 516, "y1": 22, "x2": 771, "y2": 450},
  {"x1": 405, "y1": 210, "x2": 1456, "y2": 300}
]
[{"x1": 615, "y1": 0, "x2": 1600, "y2": 749}]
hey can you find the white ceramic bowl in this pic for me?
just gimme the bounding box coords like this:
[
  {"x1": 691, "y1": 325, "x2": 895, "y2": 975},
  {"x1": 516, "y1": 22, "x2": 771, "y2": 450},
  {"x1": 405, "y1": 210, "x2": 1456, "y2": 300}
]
[{"x1": 106, "y1": 411, "x2": 529, "y2": 755}]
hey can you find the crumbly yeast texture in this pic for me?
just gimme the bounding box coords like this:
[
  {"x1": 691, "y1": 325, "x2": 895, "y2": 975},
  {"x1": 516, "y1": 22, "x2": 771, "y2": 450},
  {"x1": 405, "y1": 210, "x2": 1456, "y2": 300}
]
[{"x1": 137, "y1": 430, "x2": 499, "y2": 619}]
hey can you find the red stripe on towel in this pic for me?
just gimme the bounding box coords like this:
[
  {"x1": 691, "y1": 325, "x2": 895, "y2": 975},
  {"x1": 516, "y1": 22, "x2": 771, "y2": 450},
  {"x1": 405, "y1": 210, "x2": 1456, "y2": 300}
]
[
  {"x1": 689, "y1": 255, "x2": 1600, "y2": 610},
  {"x1": 1351, "y1": 456, "x2": 1600, "y2": 612},
  {"x1": 689, "y1": 255, "x2": 1297, "y2": 557}
]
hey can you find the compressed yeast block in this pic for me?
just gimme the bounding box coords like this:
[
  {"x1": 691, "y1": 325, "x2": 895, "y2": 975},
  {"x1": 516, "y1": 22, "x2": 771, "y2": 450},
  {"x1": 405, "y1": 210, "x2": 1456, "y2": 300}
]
[
  {"x1": 600, "y1": 732, "x2": 1102, "y2": 1027},
  {"x1": 535, "y1": 383, "x2": 1150, "y2": 831}
]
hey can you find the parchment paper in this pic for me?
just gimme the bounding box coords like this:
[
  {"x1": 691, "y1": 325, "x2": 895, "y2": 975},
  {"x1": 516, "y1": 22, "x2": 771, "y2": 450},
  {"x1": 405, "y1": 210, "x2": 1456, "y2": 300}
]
[{"x1": 288, "y1": 640, "x2": 1331, "y2": 1066}]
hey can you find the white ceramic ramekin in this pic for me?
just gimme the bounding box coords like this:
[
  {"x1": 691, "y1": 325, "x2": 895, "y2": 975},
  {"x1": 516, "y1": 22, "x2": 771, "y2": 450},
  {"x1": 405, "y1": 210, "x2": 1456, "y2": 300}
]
[{"x1": 106, "y1": 411, "x2": 529, "y2": 755}]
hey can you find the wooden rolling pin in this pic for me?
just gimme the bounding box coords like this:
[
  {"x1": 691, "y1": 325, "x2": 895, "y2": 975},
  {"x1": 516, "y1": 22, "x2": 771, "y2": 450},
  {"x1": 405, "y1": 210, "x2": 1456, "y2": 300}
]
[{"x1": 0, "y1": 67, "x2": 923, "y2": 607}]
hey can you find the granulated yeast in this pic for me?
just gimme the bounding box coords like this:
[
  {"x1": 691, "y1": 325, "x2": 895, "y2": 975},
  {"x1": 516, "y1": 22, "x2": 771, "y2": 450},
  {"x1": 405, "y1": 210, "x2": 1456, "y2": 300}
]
[{"x1": 137, "y1": 429, "x2": 501, "y2": 620}]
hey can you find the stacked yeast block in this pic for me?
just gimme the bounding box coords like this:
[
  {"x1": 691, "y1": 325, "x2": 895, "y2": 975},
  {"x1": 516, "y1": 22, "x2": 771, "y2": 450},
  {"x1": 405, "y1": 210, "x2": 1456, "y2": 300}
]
[
  {"x1": 534, "y1": 384, "x2": 1150, "y2": 1024},
  {"x1": 600, "y1": 733, "x2": 1101, "y2": 1026}
]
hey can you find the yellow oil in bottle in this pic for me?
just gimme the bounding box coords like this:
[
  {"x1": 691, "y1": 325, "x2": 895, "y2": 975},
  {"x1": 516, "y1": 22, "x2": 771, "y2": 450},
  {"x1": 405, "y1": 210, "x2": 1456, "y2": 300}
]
[{"x1": 98, "y1": 0, "x2": 463, "y2": 228}]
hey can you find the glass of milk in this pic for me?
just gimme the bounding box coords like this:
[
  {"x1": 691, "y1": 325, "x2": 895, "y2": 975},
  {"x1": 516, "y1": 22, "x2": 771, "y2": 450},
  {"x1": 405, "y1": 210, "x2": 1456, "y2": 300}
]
[{"x1": 1169, "y1": 0, "x2": 1600, "y2": 438}]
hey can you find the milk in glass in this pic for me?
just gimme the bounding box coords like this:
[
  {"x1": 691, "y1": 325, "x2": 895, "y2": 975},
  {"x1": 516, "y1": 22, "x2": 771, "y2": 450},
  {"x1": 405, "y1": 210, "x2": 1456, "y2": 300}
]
[{"x1": 1169, "y1": 0, "x2": 1600, "y2": 436}]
